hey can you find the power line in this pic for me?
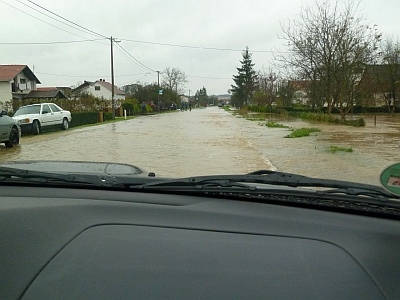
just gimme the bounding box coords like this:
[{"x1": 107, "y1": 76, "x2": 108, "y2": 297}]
[
  {"x1": 187, "y1": 75, "x2": 231, "y2": 80},
  {"x1": 120, "y1": 38, "x2": 276, "y2": 53},
  {"x1": 119, "y1": 74, "x2": 153, "y2": 86},
  {"x1": 26, "y1": 0, "x2": 108, "y2": 39},
  {"x1": 113, "y1": 44, "x2": 154, "y2": 73},
  {"x1": 0, "y1": 0, "x2": 108, "y2": 44},
  {"x1": 35, "y1": 71, "x2": 151, "y2": 78},
  {"x1": 16, "y1": 0, "x2": 107, "y2": 40},
  {"x1": 0, "y1": 39, "x2": 105, "y2": 45},
  {"x1": 114, "y1": 43, "x2": 156, "y2": 73}
]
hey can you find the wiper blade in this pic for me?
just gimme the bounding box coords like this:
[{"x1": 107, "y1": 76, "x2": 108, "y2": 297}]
[
  {"x1": 0, "y1": 166, "x2": 123, "y2": 188},
  {"x1": 133, "y1": 170, "x2": 399, "y2": 201}
]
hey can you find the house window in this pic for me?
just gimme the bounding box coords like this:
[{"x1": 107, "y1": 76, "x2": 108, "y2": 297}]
[
  {"x1": 95, "y1": 86, "x2": 100, "y2": 91},
  {"x1": 20, "y1": 78, "x2": 26, "y2": 84}
]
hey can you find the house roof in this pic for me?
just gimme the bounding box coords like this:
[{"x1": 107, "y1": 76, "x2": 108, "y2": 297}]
[
  {"x1": 358, "y1": 64, "x2": 400, "y2": 92},
  {"x1": 362, "y1": 64, "x2": 400, "y2": 81},
  {"x1": 288, "y1": 80, "x2": 312, "y2": 90},
  {"x1": 24, "y1": 90, "x2": 68, "y2": 99},
  {"x1": 0, "y1": 65, "x2": 41, "y2": 83},
  {"x1": 37, "y1": 87, "x2": 59, "y2": 91},
  {"x1": 71, "y1": 80, "x2": 125, "y2": 96},
  {"x1": 97, "y1": 80, "x2": 125, "y2": 95},
  {"x1": 71, "y1": 81, "x2": 93, "y2": 94}
]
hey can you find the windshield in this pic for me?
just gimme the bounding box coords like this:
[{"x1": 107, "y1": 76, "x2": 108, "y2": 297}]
[
  {"x1": 13, "y1": 105, "x2": 41, "y2": 116},
  {"x1": 0, "y1": 0, "x2": 399, "y2": 188}
]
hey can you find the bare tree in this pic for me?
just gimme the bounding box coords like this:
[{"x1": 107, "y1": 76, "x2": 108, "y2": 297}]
[
  {"x1": 254, "y1": 68, "x2": 278, "y2": 106},
  {"x1": 161, "y1": 67, "x2": 187, "y2": 94},
  {"x1": 377, "y1": 38, "x2": 400, "y2": 113},
  {"x1": 276, "y1": 0, "x2": 381, "y2": 119}
]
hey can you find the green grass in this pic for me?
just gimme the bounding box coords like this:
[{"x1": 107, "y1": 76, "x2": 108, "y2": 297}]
[
  {"x1": 329, "y1": 145, "x2": 353, "y2": 153},
  {"x1": 297, "y1": 112, "x2": 366, "y2": 127},
  {"x1": 265, "y1": 121, "x2": 291, "y2": 129},
  {"x1": 285, "y1": 128, "x2": 321, "y2": 138}
]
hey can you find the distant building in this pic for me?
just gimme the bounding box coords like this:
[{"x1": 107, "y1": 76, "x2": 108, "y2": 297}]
[
  {"x1": 24, "y1": 89, "x2": 68, "y2": 100},
  {"x1": 217, "y1": 94, "x2": 231, "y2": 104},
  {"x1": 72, "y1": 79, "x2": 125, "y2": 101},
  {"x1": 288, "y1": 80, "x2": 312, "y2": 104},
  {"x1": 358, "y1": 64, "x2": 400, "y2": 107},
  {"x1": 0, "y1": 65, "x2": 41, "y2": 105}
]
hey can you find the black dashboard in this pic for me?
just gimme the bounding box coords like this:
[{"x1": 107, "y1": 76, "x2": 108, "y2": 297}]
[{"x1": 1, "y1": 185, "x2": 399, "y2": 299}]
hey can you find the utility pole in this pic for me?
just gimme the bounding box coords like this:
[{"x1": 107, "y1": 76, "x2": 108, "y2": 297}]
[
  {"x1": 157, "y1": 71, "x2": 160, "y2": 112},
  {"x1": 111, "y1": 36, "x2": 115, "y2": 119},
  {"x1": 188, "y1": 89, "x2": 191, "y2": 106},
  {"x1": 110, "y1": 36, "x2": 120, "y2": 119}
]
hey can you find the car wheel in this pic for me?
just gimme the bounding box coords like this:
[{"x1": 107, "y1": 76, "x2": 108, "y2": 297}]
[
  {"x1": 5, "y1": 128, "x2": 19, "y2": 148},
  {"x1": 61, "y1": 118, "x2": 69, "y2": 130},
  {"x1": 32, "y1": 120, "x2": 40, "y2": 135}
]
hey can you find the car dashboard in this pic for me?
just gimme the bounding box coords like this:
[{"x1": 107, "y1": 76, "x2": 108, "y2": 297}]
[{"x1": 1, "y1": 185, "x2": 400, "y2": 300}]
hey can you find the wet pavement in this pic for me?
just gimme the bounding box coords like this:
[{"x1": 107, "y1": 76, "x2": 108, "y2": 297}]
[{"x1": 0, "y1": 107, "x2": 399, "y2": 184}]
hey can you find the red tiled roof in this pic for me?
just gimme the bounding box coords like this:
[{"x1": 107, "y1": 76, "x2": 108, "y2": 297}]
[
  {"x1": 288, "y1": 80, "x2": 312, "y2": 90},
  {"x1": 0, "y1": 64, "x2": 41, "y2": 83},
  {"x1": 0, "y1": 65, "x2": 27, "y2": 81},
  {"x1": 37, "y1": 87, "x2": 58, "y2": 91}
]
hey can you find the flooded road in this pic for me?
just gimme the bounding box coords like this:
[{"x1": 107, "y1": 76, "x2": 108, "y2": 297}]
[{"x1": 0, "y1": 107, "x2": 399, "y2": 185}]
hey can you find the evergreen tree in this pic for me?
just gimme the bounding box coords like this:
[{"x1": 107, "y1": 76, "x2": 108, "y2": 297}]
[
  {"x1": 231, "y1": 47, "x2": 258, "y2": 106},
  {"x1": 195, "y1": 87, "x2": 208, "y2": 106}
]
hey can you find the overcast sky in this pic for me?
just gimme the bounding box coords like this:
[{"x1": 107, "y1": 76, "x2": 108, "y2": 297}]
[{"x1": 1, "y1": 0, "x2": 399, "y2": 95}]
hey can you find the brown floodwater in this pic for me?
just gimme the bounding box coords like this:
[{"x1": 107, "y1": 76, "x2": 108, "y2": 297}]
[{"x1": 0, "y1": 107, "x2": 398, "y2": 185}]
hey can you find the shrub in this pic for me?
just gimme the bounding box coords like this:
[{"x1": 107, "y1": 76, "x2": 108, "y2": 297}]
[
  {"x1": 103, "y1": 112, "x2": 112, "y2": 121},
  {"x1": 122, "y1": 103, "x2": 134, "y2": 115},
  {"x1": 329, "y1": 146, "x2": 353, "y2": 153},
  {"x1": 285, "y1": 128, "x2": 321, "y2": 138},
  {"x1": 70, "y1": 112, "x2": 99, "y2": 128},
  {"x1": 341, "y1": 118, "x2": 365, "y2": 127},
  {"x1": 265, "y1": 122, "x2": 291, "y2": 129}
]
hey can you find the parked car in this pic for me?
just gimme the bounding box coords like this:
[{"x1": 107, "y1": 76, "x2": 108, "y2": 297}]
[
  {"x1": 0, "y1": 110, "x2": 20, "y2": 147},
  {"x1": 12, "y1": 103, "x2": 71, "y2": 134}
]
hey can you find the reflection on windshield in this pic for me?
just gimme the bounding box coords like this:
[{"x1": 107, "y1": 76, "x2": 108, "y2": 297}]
[{"x1": 13, "y1": 105, "x2": 40, "y2": 116}]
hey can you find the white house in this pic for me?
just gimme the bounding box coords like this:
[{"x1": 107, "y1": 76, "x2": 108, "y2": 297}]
[
  {"x1": 73, "y1": 79, "x2": 125, "y2": 101},
  {"x1": 0, "y1": 65, "x2": 41, "y2": 107}
]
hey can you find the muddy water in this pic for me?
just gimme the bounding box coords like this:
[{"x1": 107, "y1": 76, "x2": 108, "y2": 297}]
[
  {"x1": 0, "y1": 107, "x2": 399, "y2": 184},
  {"x1": 245, "y1": 113, "x2": 399, "y2": 185}
]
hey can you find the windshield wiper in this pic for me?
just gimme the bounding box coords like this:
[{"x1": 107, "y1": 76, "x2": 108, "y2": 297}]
[
  {"x1": 0, "y1": 166, "x2": 123, "y2": 188},
  {"x1": 131, "y1": 170, "x2": 399, "y2": 202}
]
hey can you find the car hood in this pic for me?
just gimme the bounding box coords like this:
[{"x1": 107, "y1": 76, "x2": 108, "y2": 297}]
[{"x1": 1, "y1": 115, "x2": 18, "y2": 124}]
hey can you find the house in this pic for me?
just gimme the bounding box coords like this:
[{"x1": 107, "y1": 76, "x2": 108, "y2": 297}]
[
  {"x1": 358, "y1": 64, "x2": 400, "y2": 107},
  {"x1": 72, "y1": 79, "x2": 125, "y2": 101},
  {"x1": 217, "y1": 94, "x2": 231, "y2": 105},
  {"x1": 180, "y1": 95, "x2": 189, "y2": 103},
  {"x1": 24, "y1": 89, "x2": 68, "y2": 100},
  {"x1": 37, "y1": 86, "x2": 72, "y2": 96},
  {"x1": 288, "y1": 80, "x2": 312, "y2": 104},
  {"x1": 0, "y1": 64, "x2": 41, "y2": 106}
]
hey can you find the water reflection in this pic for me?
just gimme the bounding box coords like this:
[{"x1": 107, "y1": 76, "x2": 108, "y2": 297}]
[{"x1": 0, "y1": 108, "x2": 398, "y2": 185}]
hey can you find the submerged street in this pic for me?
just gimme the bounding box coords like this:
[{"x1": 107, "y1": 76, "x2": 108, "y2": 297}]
[{"x1": 1, "y1": 107, "x2": 399, "y2": 184}]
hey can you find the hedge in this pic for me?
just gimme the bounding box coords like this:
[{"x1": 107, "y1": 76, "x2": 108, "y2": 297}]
[
  {"x1": 70, "y1": 112, "x2": 99, "y2": 128},
  {"x1": 103, "y1": 112, "x2": 113, "y2": 121}
]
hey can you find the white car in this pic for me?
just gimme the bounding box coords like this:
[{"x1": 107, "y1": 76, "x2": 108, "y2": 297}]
[{"x1": 12, "y1": 103, "x2": 71, "y2": 135}]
